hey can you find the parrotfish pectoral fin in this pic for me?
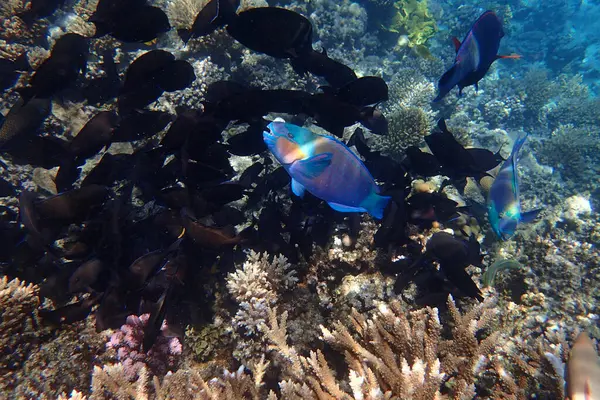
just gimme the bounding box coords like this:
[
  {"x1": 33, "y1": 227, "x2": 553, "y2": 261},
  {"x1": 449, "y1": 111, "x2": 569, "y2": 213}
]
[
  {"x1": 291, "y1": 152, "x2": 333, "y2": 179},
  {"x1": 291, "y1": 179, "x2": 305, "y2": 198},
  {"x1": 452, "y1": 37, "x2": 461, "y2": 52},
  {"x1": 520, "y1": 208, "x2": 542, "y2": 223},
  {"x1": 327, "y1": 202, "x2": 367, "y2": 214}
]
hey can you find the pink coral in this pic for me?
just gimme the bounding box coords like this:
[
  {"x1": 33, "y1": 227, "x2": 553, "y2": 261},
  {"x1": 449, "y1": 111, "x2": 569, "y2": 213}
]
[{"x1": 106, "y1": 314, "x2": 182, "y2": 381}]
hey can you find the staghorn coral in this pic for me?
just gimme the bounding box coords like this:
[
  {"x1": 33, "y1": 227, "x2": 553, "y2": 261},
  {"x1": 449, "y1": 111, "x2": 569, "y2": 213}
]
[
  {"x1": 107, "y1": 314, "x2": 183, "y2": 382},
  {"x1": 263, "y1": 295, "x2": 511, "y2": 399},
  {"x1": 166, "y1": 0, "x2": 207, "y2": 30},
  {"x1": 0, "y1": 276, "x2": 41, "y2": 378},
  {"x1": 226, "y1": 251, "x2": 298, "y2": 365}
]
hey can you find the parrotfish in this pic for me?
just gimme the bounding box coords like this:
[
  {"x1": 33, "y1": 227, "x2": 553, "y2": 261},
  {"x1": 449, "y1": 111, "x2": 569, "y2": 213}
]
[
  {"x1": 567, "y1": 332, "x2": 600, "y2": 400},
  {"x1": 434, "y1": 11, "x2": 520, "y2": 102},
  {"x1": 487, "y1": 133, "x2": 540, "y2": 240},
  {"x1": 263, "y1": 118, "x2": 390, "y2": 219}
]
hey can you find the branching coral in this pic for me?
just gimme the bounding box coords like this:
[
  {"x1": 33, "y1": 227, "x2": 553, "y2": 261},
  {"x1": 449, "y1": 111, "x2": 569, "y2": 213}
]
[
  {"x1": 375, "y1": 106, "x2": 432, "y2": 158},
  {"x1": 0, "y1": 276, "x2": 41, "y2": 378},
  {"x1": 263, "y1": 296, "x2": 508, "y2": 399}
]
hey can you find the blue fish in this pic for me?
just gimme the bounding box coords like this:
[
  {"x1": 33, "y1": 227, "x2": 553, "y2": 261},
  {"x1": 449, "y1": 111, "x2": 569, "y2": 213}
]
[
  {"x1": 487, "y1": 133, "x2": 540, "y2": 240},
  {"x1": 434, "y1": 11, "x2": 520, "y2": 102},
  {"x1": 263, "y1": 119, "x2": 390, "y2": 219}
]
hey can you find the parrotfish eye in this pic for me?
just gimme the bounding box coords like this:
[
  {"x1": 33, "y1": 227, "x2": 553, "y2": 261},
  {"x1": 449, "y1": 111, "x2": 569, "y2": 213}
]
[{"x1": 287, "y1": 132, "x2": 293, "y2": 139}]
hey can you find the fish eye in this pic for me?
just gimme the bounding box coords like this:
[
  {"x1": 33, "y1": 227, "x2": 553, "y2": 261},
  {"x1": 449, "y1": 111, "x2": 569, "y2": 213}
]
[{"x1": 287, "y1": 132, "x2": 293, "y2": 139}]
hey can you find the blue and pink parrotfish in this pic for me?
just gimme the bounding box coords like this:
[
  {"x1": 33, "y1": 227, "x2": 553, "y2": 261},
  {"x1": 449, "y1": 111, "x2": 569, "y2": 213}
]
[
  {"x1": 263, "y1": 118, "x2": 390, "y2": 219},
  {"x1": 434, "y1": 11, "x2": 521, "y2": 102},
  {"x1": 487, "y1": 133, "x2": 541, "y2": 240}
]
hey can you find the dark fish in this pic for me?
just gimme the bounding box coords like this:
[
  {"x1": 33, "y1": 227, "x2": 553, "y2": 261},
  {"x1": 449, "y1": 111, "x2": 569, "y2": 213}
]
[
  {"x1": 112, "y1": 110, "x2": 173, "y2": 142},
  {"x1": 18, "y1": 33, "x2": 88, "y2": 101},
  {"x1": 160, "y1": 109, "x2": 203, "y2": 151},
  {"x1": 181, "y1": 208, "x2": 246, "y2": 249},
  {"x1": 6, "y1": 135, "x2": 70, "y2": 169},
  {"x1": 200, "y1": 182, "x2": 246, "y2": 207},
  {"x1": 434, "y1": 11, "x2": 520, "y2": 101},
  {"x1": 205, "y1": 80, "x2": 247, "y2": 104},
  {"x1": 17, "y1": 0, "x2": 66, "y2": 25},
  {"x1": 238, "y1": 161, "x2": 264, "y2": 188},
  {"x1": 213, "y1": 88, "x2": 310, "y2": 123},
  {"x1": 360, "y1": 106, "x2": 388, "y2": 135},
  {"x1": 0, "y1": 177, "x2": 16, "y2": 197},
  {"x1": 424, "y1": 120, "x2": 491, "y2": 184},
  {"x1": 128, "y1": 250, "x2": 167, "y2": 289},
  {"x1": 68, "y1": 258, "x2": 105, "y2": 292},
  {"x1": 226, "y1": 122, "x2": 268, "y2": 156},
  {"x1": 304, "y1": 93, "x2": 364, "y2": 137},
  {"x1": 327, "y1": 76, "x2": 388, "y2": 107},
  {"x1": 347, "y1": 127, "x2": 407, "y2": 185},
  {"x1": 35, "y1": 185, "x2": 109, "y2": 224},
  {"x1": 19, "y1": 191, "x2": 48, "y2": 248},
  {"x1": 178, "y1": 0, "x2": 240, "y2": 43},
  {"x1": 227, "y1": 7, "x2": 313, "y2": 59},
  {"x1": 69, "y1": 111, "x2": 119, "y2": 159},
  {"x1": 81, "y1": 153, "x2": 132, "y2": 187},
  {"x1": 406, "y1": 192, "x2": 460, "y2": 225},
  {"x1": 403, "y1": 146, "x2": 443, "y2": 177},
  {"x1": 290, "y1": 48, "x2": 357, "y2": 88},
  {"x1": 119, "y1": 50, "x2": 195, "y2": 114},
  {"x1": 142, "y1": 284, "x2": 172, "y2": 352},
  {"x1": 0, "y1": 53, "x2": 31, "y2": 92},
  {"x1": 82, "y1": 49, "x2": 120, "y2": 105},
  {"x1": 90, "y1": 0, "x2": 171, "y2": 43},
  {"x1": 466, "y1": 147, "x2": 504, "y2": 172},
  {"x1": 426, "y1": 231, "x2": 483, "y2": 301},
  {"x1": 39, "y1": 295, "x2": 100, "y2": 326},
  {"x1": 373, "y1": 192, "x2": 407, "y2": 249},
  {"x1": 0, "y1": 98, "x2": 51, "y2": 149}
]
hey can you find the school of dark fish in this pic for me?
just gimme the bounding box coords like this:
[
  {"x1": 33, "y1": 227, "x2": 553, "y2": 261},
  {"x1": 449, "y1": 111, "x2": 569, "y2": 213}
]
[{"x1": 0, "y1": 3, "x2": 539, "y2": 352}]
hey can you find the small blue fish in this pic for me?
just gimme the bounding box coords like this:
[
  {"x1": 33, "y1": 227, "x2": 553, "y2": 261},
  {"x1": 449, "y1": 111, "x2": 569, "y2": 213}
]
[
  {"x1": 487, "y1": 133, "x2": 540, "y2": 240},
  {"x1": 434, "y1": 11, "x2": 520, "y2": 102},
  {"x1": 263, "y1": 118, "x2": 390, "y2": 219}
]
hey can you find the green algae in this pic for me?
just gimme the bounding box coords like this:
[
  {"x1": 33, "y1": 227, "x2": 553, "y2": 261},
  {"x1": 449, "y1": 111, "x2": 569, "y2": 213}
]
[
  {"x1": 383, "y1": 0, "x2": 437, "y2": 56},
  {"x1": 482, "y1": 259, "x2": 523, "y2": 287}
]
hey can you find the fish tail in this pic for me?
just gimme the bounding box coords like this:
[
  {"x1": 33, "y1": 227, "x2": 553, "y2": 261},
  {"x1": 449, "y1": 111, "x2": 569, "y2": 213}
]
[
  {"x1": 363, "y1": 193, "x2": 391, "y2": 220},
  {"x1": 509, "y1": 132, "x2": 528, "y2": 161}
]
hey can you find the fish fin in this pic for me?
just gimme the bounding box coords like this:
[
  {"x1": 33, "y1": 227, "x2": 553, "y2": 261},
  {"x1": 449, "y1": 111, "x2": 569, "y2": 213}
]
[
  {"x1": 437, "y1": 119, "x2": 449, "y2": 133},
  {"x1": 474, "y1": 82, "x2": 479, "y2": 92},
  {"x1": 177, "y1": 29, "x2": 193, "y2": 44},
  {"x1": 497, "y1": 54, "x2": 521, "y2": 59},
  {"x1": 291, "y1": 153, "x2": 333, "y2": 179},
  {"x1": 291, "y1": 179, "x2": 305, "y2": 198},
  {"x1": 327, "y1": 202, "x2": 367, "y2": 214},
  {"x1": 520, "y1": 208, "x2": 542, "y2": 223},
  {"x1": 438, "y1": 63, "x2": 459, "y2": 88},
  {"x1": 361, "y1": 193, "x2": 391, "y2": 220},
  {"x1": 452, "y1": 37, "x2": 461, "y2": 52},
  {"x1": 321, "y1": 47, "x2": 328, "y2": 56}
]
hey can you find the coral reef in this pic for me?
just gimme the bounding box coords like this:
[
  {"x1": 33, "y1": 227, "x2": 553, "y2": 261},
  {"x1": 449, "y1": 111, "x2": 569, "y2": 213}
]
[
  {"x1": 107, "y1": 314, "x2": 183, "y2": 381},
  {"x1": 374, "y1": 106, "x2": 432, "y2": 158}
]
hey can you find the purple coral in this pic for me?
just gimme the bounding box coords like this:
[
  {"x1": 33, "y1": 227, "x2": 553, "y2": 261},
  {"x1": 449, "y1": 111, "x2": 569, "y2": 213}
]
[{"x1": 106, "y1": 314, "x2": 182, "y2": 381}]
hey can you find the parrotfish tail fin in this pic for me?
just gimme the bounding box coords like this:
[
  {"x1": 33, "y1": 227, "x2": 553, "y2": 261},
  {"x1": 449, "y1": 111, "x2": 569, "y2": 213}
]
[
  {"x1": 520, "y1": 208, "x2": 542, "y2": 224},
  {"x1": 363, "y1": 193, "x2": 391, "y2": 220},
  {"x1": 497, "y1": 54, "x2": 521, "y2": 60},
  {"x1": 509, "y1": 132, "x2": 528, "y2": 163},
  {"x1": 433, "y1": 63, "x2": 460, "y2": 102}
]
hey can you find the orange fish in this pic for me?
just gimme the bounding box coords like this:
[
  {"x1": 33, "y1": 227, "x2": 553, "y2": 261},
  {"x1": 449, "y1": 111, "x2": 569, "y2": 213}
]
[{"x1": 567, "y1": 333, "x2": 600, "y2": 400}]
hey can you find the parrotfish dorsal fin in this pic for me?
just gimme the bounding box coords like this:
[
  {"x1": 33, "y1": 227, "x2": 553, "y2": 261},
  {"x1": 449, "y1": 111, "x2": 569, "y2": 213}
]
[{"x1": 452, "y1": 37, "x2": 461, "y2": 52}]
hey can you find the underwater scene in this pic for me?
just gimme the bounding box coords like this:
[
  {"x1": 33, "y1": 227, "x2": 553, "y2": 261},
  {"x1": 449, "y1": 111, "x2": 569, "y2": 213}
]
[{"x1": 0, "y1": 0, "x2": 599, "y2": 398}]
